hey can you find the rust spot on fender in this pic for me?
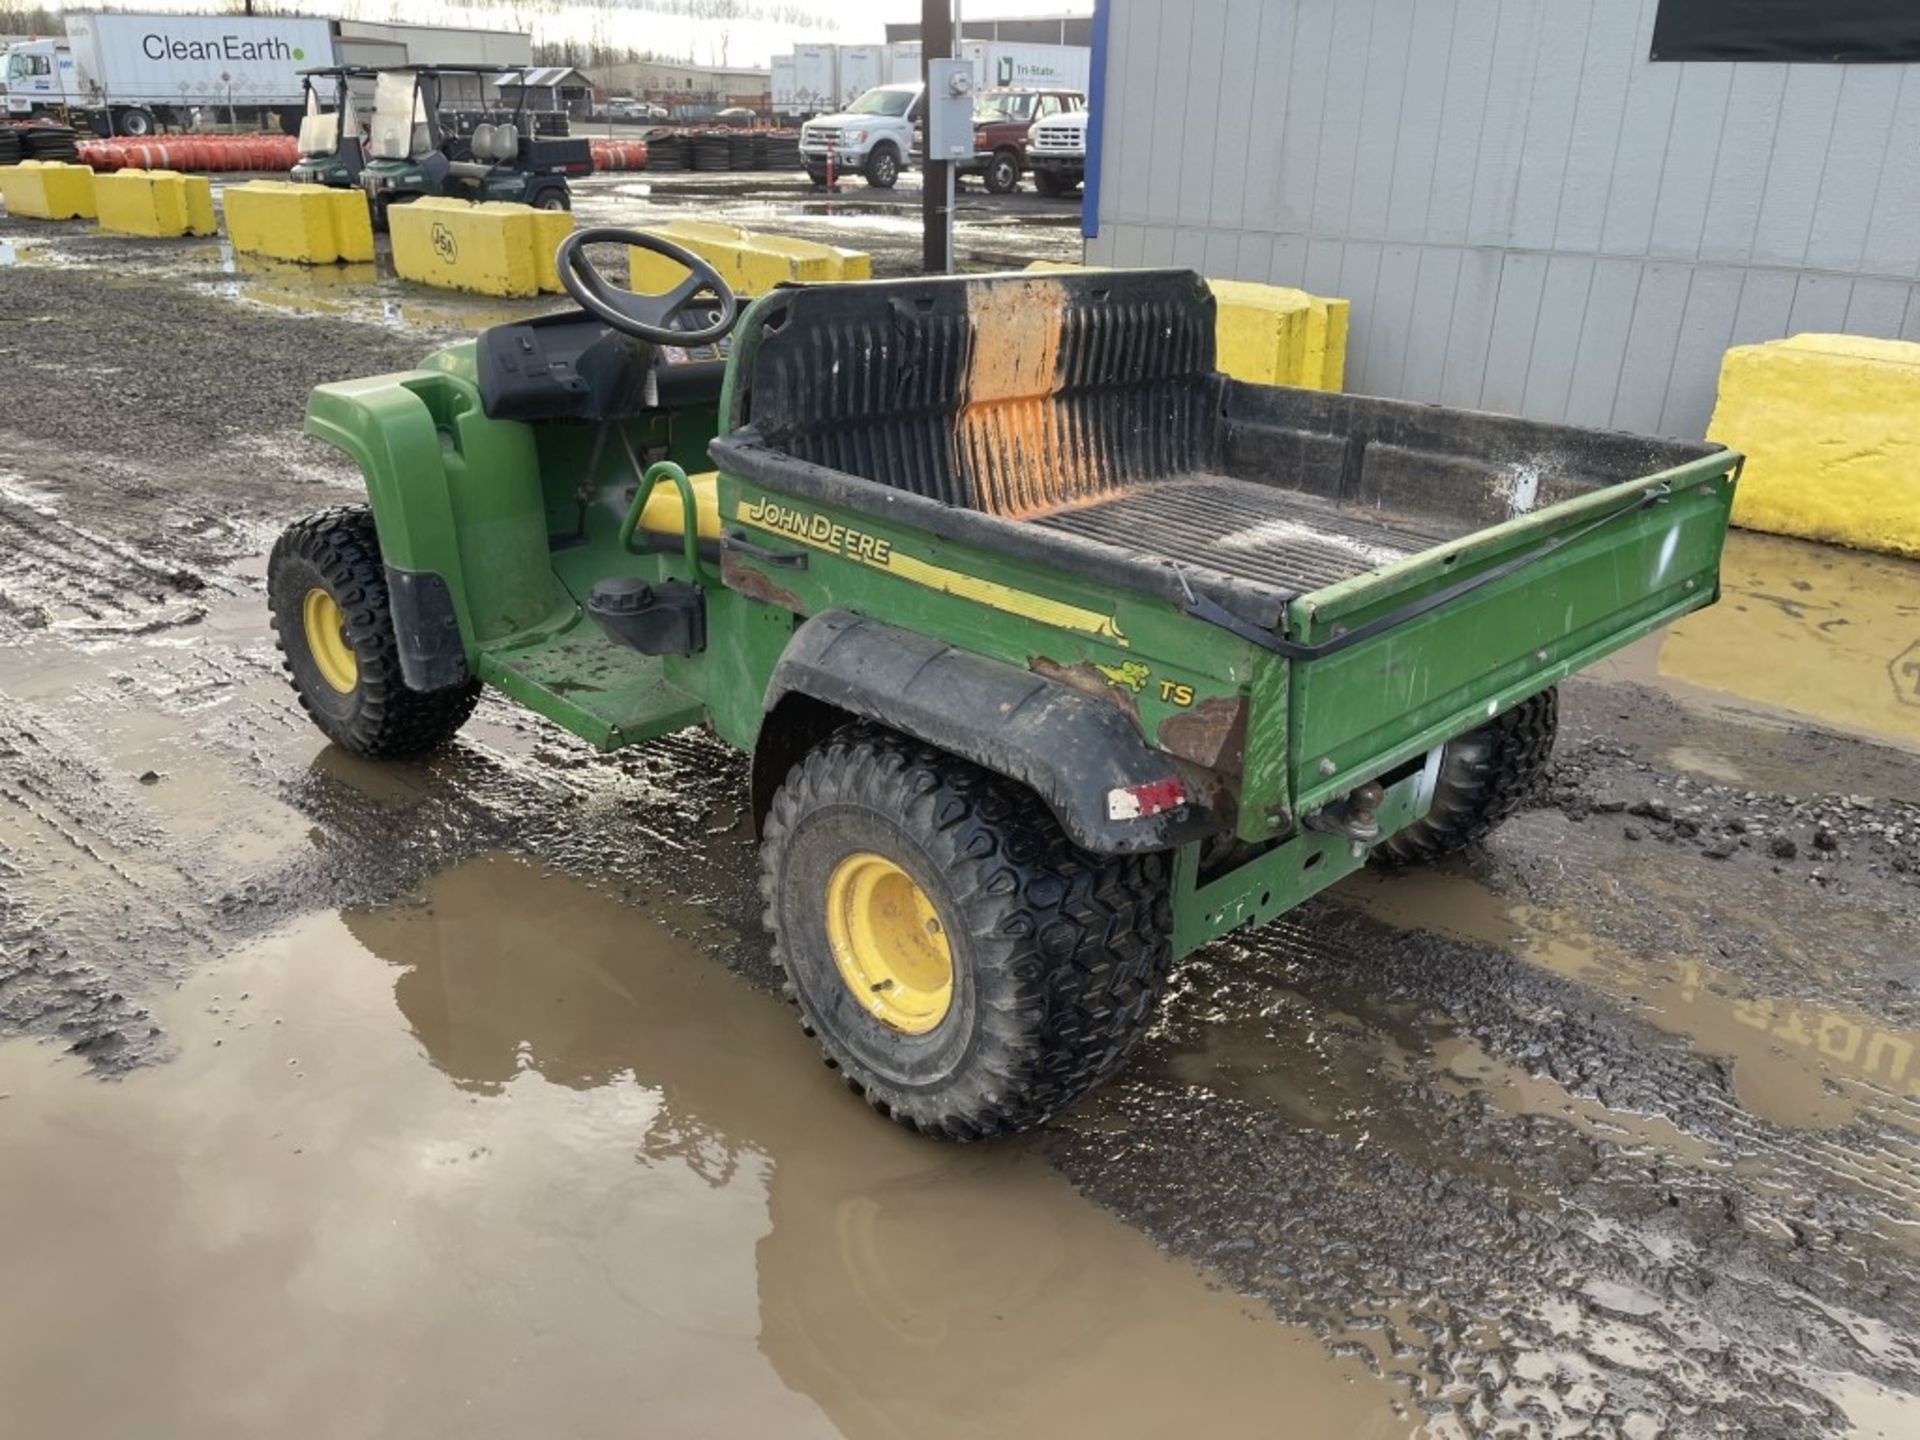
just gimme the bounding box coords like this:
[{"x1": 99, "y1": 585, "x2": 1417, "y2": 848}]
[
  {"x1": 1029, "y1": 655, "x2": 1142, "y2": 726},
  {"x1": 722, "y1": 553, "x2": 805, "y2": 613},
  {"x1": 1158, "y1": 695, "x2": 1248, "y2": 773}
]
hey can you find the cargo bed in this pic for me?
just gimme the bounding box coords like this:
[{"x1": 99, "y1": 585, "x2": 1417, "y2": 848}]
[
  {"x1": 713, "y1": 270, "x2": 1722, "y2": 633},
  {"x1": 712, "y1": 267, "x2": 1739, "y2": 849},
  {"x1": 1028, "y1": 474, "x2": 1454, "y2": 594}
]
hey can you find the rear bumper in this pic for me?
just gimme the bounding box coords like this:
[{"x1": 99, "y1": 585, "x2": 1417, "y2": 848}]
[{"x1": 1170, "y1": 753, "x2": 1438, "y2": 957}]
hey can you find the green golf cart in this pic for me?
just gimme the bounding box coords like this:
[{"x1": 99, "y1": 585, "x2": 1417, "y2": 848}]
[
  {"x1": 289, "y1": 66, "x2": 375, "y2": 189},
  {"x1": 358, "y1": 64, "x2": 591, "y2": 226}
]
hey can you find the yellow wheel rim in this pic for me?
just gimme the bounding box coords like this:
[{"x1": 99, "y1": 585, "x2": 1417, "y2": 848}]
[
  {"x1": 824, "y1": 852, "x2": 954, "y2": 1035},
  {"x1": 301, "y1": 587, "x2": 358, "y2": 694}
]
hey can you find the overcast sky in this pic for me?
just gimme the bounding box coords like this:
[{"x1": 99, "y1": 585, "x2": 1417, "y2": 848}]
[{"x1": 57, "y1": 2, "x2": 1096, "y2": 68}]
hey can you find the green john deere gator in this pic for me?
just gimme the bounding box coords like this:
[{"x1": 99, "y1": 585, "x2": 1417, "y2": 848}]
[{"x1": 270, "y1": 232, "x2": 1742, "y2": 1138}]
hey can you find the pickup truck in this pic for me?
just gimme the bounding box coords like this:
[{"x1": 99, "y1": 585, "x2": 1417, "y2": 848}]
[
  {"x1": 1025, "y1": 107, "x2": 1087, "y2": 195},
  {"x1": 271, "y1": 255, "x2": 1740, "y2": 1141},
  {"x1": 963, "y1": 87, "x2": 1084, "y2": 194},
  {"x1": 799, "y1": 81, "x2": 922, "y2": 188}
]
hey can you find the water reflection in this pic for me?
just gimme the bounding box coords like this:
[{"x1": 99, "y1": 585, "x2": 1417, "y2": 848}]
[{"x1": 347, "y1": 853, "x2": 1413, "y2": 1440}]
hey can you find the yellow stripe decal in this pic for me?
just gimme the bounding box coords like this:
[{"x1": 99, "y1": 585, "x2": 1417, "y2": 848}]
[{"x1": 733, "y1": 496, "x2": 1129, "y2": 646}]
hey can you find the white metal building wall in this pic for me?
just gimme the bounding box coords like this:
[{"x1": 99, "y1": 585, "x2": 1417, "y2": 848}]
[{"x1": 1087, "y1": 0, "x2": 1920, "y2": 438}]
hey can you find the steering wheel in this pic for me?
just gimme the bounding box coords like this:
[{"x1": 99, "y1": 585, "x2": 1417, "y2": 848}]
[{"x1": 556, "y1": 227, "x2": 739, "y2": 347}]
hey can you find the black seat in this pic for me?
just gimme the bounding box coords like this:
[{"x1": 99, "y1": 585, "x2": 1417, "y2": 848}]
[{"x1": 475, "y1": 310, "x2": 727, "y2": 423}]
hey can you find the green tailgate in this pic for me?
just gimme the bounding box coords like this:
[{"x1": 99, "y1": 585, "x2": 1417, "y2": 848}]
[{"x1": 1261, "y1": 451, "x2": 1741, "y2": 819}]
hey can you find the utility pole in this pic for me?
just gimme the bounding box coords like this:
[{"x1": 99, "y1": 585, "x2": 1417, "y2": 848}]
[{"x1": 921, "y1": 0, "x2": 953, "y2": 274}]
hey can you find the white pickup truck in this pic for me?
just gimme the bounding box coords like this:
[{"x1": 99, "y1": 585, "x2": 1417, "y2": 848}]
[
  {"x1": 1025, "y1": 107, "x2": 1087, "y2": 196},
  {"x1": 799, "y1": 81, "x2": 923, "y2": 189}
]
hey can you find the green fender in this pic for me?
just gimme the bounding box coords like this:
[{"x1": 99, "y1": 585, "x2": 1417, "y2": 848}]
[{"x1": 304, "y1": 352, "x2": 572, "y2": 672}]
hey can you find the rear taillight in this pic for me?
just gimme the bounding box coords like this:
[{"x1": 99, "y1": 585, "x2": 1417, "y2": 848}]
[{"x1": 1106, "y1": 778, "x2": 1188, "y2": 822}]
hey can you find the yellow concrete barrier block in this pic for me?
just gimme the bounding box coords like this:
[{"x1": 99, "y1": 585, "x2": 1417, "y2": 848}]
[
  {"x1": 1209, "y1": 278, "x2": 1314, "y2": 388},
  {"x1": 185, "y1": 177, "x2": 217, "y2": 240},
  {"x1": 0, "y1": 165, "x2": 35, "y2": 216},
  {"x1": 747, "y1": 231, "x2": 872, "y2": 283},
  {"x1": 1028, "y1": 262, "x2": 1347, "y2": 391},
  {"x1": 1196, "y1": 280, "x2": 1348, "y2": 391},
  {"x1": 0, "y1": 161, "x2": 96, "y2": 220},
  {"x1": 391, "y1": 197, "x2": 542, "y2": 298},
  {"x1": 1707, "y1": 334, "x2": 1920, "y2": 558},
  {"x1": 225, "y1": 181, "x2": 372, "y2": 265},
  {"x1": 629, "y1": 220, "x2": 870, "y2": 297},
  {"x1": 627, "y1": 224, "x2": 747, "y2": 293},
  {"x1": 33, "y1": 161, "x2": 96, "y2": 219},
  {"x1": 530, "y1": 209, "x2": 575, "y2": 295},
  {"x1": 323, "y1": 188, "x2": 373, "y2": 263},
  {"x1": 94, "y1": 170, "x2": 216, "y2": 238},
  {"x1": 1308, "y1": 295, "x2": 1349, "y2": 392}
]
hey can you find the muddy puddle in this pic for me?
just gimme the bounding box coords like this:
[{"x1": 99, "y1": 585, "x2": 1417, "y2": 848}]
[
  {"x1": 1599, "y1": 529, "x2": 1920, "y2": 754},
  {"x1": 1063, "y1": 880, "x2": 1920, "y2": 1437},
  {"x1": 1340, "y1": 861, "x2": 1920, "y2": 1268},
  {"x1": 199, "y1": 253, "x2": 564, "y2": 335},
  {"x1": 1344, "y1": 863, "x2": 1920, "y2": 1136},
  {"x1": 0, "y1": 852, "x2": 1413, "y2": 1440}
]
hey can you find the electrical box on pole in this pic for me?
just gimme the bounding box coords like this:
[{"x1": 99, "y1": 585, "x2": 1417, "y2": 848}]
[
  {"x1": 924, "y1": 59, "x2": 975, "y2": 161},
  {"x1": 925, "y1": 56, "x2": 971, "y2": 274},
  {"x1": 921, "y1": 0, "x2": 955, "y2": 274}
]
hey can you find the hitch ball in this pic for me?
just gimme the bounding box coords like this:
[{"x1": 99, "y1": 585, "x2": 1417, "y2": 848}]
[{"x1": 1305, "y1": 781, "x2": 1386, "y2": 843}]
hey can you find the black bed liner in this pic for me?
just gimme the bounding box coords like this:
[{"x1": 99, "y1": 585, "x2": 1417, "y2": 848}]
[
  {"x1": 1029, "y1": 474, "x2": 1457, "y2": 595},
  {"x1": 712, "y1": 269, "x2": 1721, "y2": 630}
]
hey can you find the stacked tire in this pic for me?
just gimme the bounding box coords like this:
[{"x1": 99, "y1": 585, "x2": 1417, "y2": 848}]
[
  {"x1": 763, "y1": 132, "x2": 801, "y2": 169},
  {"x1": 596, "y1": 129, "x2": 799, "y2": 175},
  {"x1": 22, "y1": 123, "x2": 79, "y2": 162},
  {"x1": 648, "y1": 135, "x2": 690, "y2": 171},
  {"x1": 0, "y1": 128, "x2": 22, "y2": 167}
]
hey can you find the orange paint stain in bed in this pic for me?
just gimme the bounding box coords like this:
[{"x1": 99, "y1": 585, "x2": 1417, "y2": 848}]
[{"x1": 957, "y1": 277, "x2": 1096, "y2": 519}]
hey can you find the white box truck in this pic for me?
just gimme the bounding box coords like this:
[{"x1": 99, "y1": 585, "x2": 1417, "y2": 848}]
[
  {"x1": 834, "y1": 44, "x2": 884, "y2": 109},
  {"x1": 885, "y1": 41, "x2": 922, "y2": 85},
  {"x1": 964, "y1": 41, "x2": 1092, "y2": 95},
  {"x1": 790, "y1": 43, "x2": 837, "y2": 119},
  {"x1": 2, "y1": 10, "x2": 333, "y2": 135},
  {"x1": 770, "y1": 54, "x2": 799, "y2": 120}
]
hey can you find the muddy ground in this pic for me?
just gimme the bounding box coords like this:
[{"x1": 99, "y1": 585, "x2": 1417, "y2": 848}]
[{"x1": 1, "y1": 174, "x2": 1917, "y2": 1439}]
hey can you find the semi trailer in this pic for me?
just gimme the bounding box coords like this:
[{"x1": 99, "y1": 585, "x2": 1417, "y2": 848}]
[
  {"x1": 771, "y1": 40, "x2": 1090, "y2": 121},
  {"x1": 1, "y1": 13, "x2": 530, "y2": 137},
  {"x1": 2, "y1": 11, "x2": 331, "y2": 136}
]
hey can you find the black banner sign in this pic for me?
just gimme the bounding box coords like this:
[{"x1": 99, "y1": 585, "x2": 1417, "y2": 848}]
[{"x1": 1652, "y1": 1, "x2": 1920, "y2": 63}]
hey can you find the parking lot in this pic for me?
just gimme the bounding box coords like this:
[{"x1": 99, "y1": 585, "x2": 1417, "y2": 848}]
[{"x1": 2, "y1": 167, "x2": 1918, "y2": 1438}]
